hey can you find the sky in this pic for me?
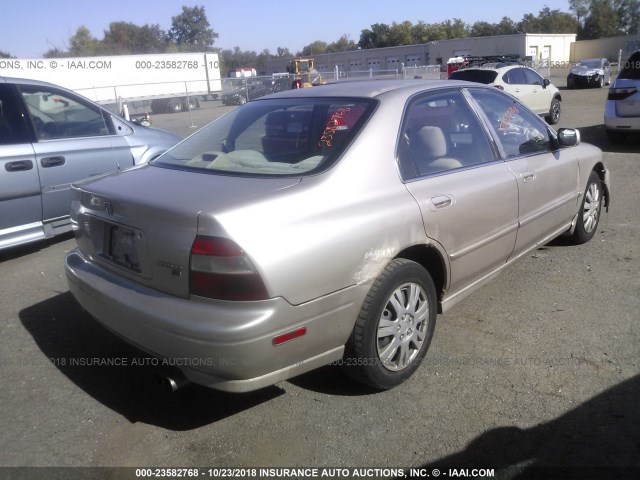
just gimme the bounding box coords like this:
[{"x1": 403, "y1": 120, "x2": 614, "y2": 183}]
[{"x1": 1, "y1": 0, "x2": 572, "y2": 58}]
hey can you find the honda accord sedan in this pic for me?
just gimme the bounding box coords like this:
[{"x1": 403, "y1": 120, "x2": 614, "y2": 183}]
[{"x1": 65, "y1": 80, "x2": 610, "y2": 393}]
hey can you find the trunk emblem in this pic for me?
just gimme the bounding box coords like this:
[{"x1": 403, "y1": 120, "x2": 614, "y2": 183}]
[{"x1": 157, "y1": 261, "x2": 184, "y2": 276}]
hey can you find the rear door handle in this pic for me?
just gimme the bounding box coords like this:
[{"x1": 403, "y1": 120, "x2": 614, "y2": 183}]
[
  {"x1": 41, "y1": 156, "x2": 66, "y2": 168},
  {"x1": 520, "y1": 170, "x2": 536, "y2": 183},
  {"x1": 431, "y1": 195, "x2": 453, "y2": 209},
  {"x1": 5, "y1": 160, "x2": 34, "y2": 172}
]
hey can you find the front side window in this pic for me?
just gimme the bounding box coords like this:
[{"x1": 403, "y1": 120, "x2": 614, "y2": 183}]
[
  {"x1": 153, "y1": 97, "x2": 374, "y2": 177},
  {"x1": 18, "y1": 85, "x2": 109, "y2": 140},
  {"x1": 397, "y1": 89, "x2": 495, "y2": 180},
  {"x1": 523, "y1": 69, "x2": 544, "y2": 86},
  {"x1": 0, "y1": 84, "x2": 31, "y2": 145},
  {"x1": 468, "y1": 88, "x2": 552, "y2": 158},
  {"x1": 503, "y1": 68, "x2": 527, "y2": 85}
]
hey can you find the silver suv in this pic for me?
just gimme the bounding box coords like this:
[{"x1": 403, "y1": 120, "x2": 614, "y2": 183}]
[
  {"x1": 604, "y1": 50, "x2": 640, "y2": 143},
  {"x1": 0, "y1": 77, "x2": 181, "y2": 250},
  {"x1": 449, "y1": 65, "x2": 562, "y2": 124}
]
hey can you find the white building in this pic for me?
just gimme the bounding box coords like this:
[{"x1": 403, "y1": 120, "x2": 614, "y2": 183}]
[{"x1": 267, "y1": 33, "x2": 577, "y2": 74}]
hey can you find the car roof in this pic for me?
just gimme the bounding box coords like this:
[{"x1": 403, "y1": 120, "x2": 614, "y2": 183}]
[
  {"x1": 0, "y1": 75, "x2": 77, "y2": 90},
  {"x1": 263, "y1": 79, "x2": 476, "y2": 100}
]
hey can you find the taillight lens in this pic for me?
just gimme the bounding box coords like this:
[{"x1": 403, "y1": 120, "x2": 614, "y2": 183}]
[
  {"x1": 608, "y1": 87, "x2": 637, "y2": 100},
  {"x1": 190, "y1": 236, "x2": 268, "y2": 301}
]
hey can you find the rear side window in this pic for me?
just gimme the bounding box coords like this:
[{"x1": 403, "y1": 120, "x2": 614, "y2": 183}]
[
  {"x1": 0, "y1": 84, "x2": 31, "y2": 145},
  {"x1": 619, "y1": 52, "x2": 640, "y2": 80},
  {"x1": 398, "y1": 89, "x2": 496, "y2": 180},
  {"x1": 153, "y1": 97, "x2": 375, "y2": 177},
  {"x1": 449, "y1": 70, "x2": 498, "y2": 84}
]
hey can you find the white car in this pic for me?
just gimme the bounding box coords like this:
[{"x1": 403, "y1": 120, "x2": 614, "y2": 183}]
[
  {"x1": 449, "y1": 65, "x2": 562, "y2": 124},
  {"x1": 604, "y1": 50, "x2": 640, "y2": 143}
]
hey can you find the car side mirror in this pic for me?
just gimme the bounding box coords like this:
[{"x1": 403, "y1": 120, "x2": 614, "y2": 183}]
[
  {"x1": 543, "y1": 78, "x2": 550, "y2": 88},
  {"x1": 557, "y1": 128, "x2": 580, "y2": 147}
]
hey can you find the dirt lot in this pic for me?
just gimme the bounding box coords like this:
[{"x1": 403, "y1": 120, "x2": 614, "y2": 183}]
[{"x1": 0, "y1": 82, "x2": 638, "y2": 478}]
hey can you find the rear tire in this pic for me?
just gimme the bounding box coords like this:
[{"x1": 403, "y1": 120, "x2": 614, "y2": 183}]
[
  {"x1": 546, "y1": 98, "x2": 561, "y2": 125},
  {"x1": 167, "y1": 98, "x2": 183, "y2": 113},
  {"x1": 570, "y1": 171, "x2": 603, "y2": 245},
  {"x1": 343, "y1": 259, "x2": 437, "y2": 390}
]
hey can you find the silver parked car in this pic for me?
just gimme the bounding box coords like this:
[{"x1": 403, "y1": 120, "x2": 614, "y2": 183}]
[
  {"x1": 0, "y1": 77, "x2": 181, "y2": 250},
  {"x1": 65, "y1": 80, "x2": 610, "y2": 392},
  {"x1": 567, "y1": 58, "x2": 611, "y2": 89}
]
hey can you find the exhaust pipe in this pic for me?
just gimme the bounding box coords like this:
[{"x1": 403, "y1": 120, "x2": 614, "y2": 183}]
[{"x1": 159, "y1": 372, "x2": 190, "y2": 392}]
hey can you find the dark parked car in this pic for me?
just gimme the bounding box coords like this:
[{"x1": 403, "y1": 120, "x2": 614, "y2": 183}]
[
  {"x1": 567, "y1": 58, "x2": 611, "y2": 89},
  {"x1": 221, "y1": 82, "x2": 273, "y2": 105}
]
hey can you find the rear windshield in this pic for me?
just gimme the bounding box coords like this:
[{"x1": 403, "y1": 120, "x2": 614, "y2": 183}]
[
  {"x1": 619, "y1": 52, "x2": 640, "y2": 80},
  {"x1": 449, "y1": 69, "x2": 498, "y2": 84},
  {"x1": 152, "y1": 97, "x2": 375, "y2": 177}
]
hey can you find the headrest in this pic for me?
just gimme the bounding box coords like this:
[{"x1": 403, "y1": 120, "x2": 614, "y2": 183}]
[{"x1": 410, "y1": 126, "x2": 447, "y2": 159}]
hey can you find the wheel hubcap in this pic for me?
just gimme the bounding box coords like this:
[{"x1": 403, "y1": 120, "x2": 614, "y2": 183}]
[
  {"x1": 377, "y1": 283, "x2": 429, "y2": 371},
  {"x1": 583, "y1": 182, "x2": 601, "y2": 234}
]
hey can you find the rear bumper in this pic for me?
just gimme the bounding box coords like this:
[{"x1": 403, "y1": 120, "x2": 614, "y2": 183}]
[
  {"x1": 65, "y1": 249, "x2": 362, "y2": 392},
  {"x1": 604, "y1": 100, "x2": 640, "y2": 131}
]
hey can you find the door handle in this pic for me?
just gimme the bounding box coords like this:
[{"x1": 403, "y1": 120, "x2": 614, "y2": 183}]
[
  {"x1": 520, "y1": 170, "x2": 536, "y2": 182},
  {"x1": 431, "y1": 195, "x2": 453, "y2": 209},
  {"x1": 5, "y1": 160, "x2": 34, "y2": 172},
  {"x1": 41, "y1": 156, "x2": 66, "y2": 168}
]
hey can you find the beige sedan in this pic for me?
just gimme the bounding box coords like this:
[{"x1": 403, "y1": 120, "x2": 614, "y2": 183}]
[{"x1": 65, "y1": 80, "x2": 609, "y2": 393}]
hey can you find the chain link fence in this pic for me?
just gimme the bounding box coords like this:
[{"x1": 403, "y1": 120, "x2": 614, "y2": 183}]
[{"x1": 69, "y1": 68, "x2": 447, "y2": 134}]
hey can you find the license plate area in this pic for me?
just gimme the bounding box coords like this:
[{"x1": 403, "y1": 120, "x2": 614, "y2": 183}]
[{"x1": 107, "y1": 225, "x2": 142, "y2": 272}]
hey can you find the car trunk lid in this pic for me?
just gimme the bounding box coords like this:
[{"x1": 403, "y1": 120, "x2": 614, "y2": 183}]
[{"x1": 73, "y1": 164, "x2": 300, "y2": 298}]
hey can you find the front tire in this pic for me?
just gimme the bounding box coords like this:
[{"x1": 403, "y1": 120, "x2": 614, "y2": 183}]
[
  {"x1": 343, "y1": 259, "x2": 437, "y2": 390},
  {"x1": 570, "y1": 171, "x2": 603, "y2": 245},
  {"x1": 546, "y1": 98, "x2": 561, "y2": 125}
]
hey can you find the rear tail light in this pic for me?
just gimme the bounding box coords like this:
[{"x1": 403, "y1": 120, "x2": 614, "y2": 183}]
[
  {"x1": 494, "y1": 85, "x2": 504, "y2": 91},
  {"x1": 189, "y1": 236, "x2": 268, "y2": 301},
  {"x1": 608, "y1": 87, "x2": 637, "y2": 100}
]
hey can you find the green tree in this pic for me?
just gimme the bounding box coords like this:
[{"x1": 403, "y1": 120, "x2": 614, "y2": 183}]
[
  {"x1": 219, "y1": 47, "x2": 259, "y2": 75},
  {"x1": 581, "y1": 0, "x2": 622, "y2": 38},
  {"x1": 0, "y1": 50, "x2": 14, "y2": 58},
  {"x1": 276, "y1": 47, "x2": 292, "y2": 57},
  {"x1": 326, "y1": 35, "x2": 357, "y2": 52},
  {"x1": 388, "y1": 21, "x2": 414, "y2": 46},
  {"x1": 569, "y1": 0, "x2": 591, "y2": 25},
  {"x1": 442, "y1": 18, "x2": 469, "y2": 39},
  {"x1": 496, "y1": 17, "x2": 519, "y2": 35},
  {"x1": 411, "y1": 21, "x2": 432, "y2": 43},
  {"x1": 300, "y1": 40, "x2": 327, "y2": 56},
  {"x1": 470, "y1": 21, "x2": 497, "y2": 37},
  {"x1": 69, "y1": 26, "x2": 99, "y2": 56},
  {"x1": 168, "y1": 5, "x2": 218, "y2": 51},
  {"x1": 101, "y1": 22, "x2": 168, "y2": 54},
  {"x1": 358, "y1": 23, "x2": 391, "y2": 48},
  {"x1": 614, "y1": 0, "x2": 640, "y2": 34}
]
